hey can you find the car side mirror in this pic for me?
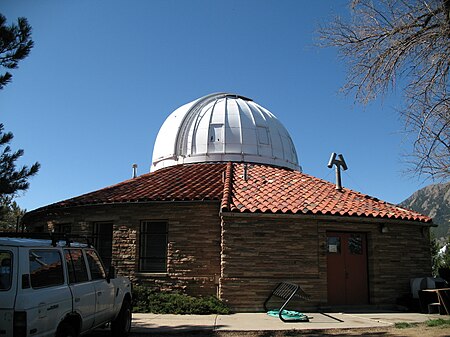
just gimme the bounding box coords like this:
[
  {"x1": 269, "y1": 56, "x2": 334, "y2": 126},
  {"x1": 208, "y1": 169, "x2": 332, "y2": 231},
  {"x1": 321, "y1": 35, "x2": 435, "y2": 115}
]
[{"x1": 107, "y1": 265, "x2": 116, "y2": 282}]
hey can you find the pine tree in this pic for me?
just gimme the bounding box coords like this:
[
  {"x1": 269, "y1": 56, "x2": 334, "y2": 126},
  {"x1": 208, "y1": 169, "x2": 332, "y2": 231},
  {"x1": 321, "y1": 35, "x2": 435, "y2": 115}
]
[
  {"x1": 0, "y1": 13, "x2": 34, "y2": 89},
  {"x1": 0, "y1": 124, "x2": 39, "y2": 223},
  {"x1": 0, "y1": 201, "x2": 25, "y2": 230},
  {"x1": 0, "y1": 13, "x2": 38, "y2": 226}
]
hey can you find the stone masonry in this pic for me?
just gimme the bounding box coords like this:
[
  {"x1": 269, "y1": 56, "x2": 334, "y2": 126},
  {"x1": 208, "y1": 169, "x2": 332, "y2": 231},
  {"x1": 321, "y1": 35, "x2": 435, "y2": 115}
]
[
  {"x1": 25, "y1": 202, "x2": 431, "y2": 312},
  {"x1": 219, "y1": 213, "x2": 431, "y2": 311},
  {"x1": 26, "y1": 201, "x2": 222, "y2": 297}
]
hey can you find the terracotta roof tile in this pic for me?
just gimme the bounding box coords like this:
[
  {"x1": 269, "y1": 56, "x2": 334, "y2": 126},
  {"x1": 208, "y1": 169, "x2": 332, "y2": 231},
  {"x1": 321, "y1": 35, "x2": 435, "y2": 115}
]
[
  {"x1": 221, "y1": 163, "x2": 431, "y2": 223},
  {"x1": 37, "y1": 163, "x2": 227, "y2": 210},
  {"x1": 28, "y1": 162, "x2": 431, "y2": 223}
]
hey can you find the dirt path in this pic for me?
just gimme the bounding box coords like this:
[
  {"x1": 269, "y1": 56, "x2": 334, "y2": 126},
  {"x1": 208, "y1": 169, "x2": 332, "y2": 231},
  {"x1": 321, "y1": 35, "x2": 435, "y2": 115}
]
[
  {"x1": 214, "y1": 326, "x2": 450, "y2": 336},
  {"x1": 130, "y1": 324, "x2": 450, "y2": 337}
]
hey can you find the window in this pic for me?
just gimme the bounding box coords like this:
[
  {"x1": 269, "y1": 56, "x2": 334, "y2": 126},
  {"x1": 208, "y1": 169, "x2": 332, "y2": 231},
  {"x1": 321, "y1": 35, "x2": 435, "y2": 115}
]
[
  {"x1": 349, "y1": 234, "x2": 363, "y2": 255},
  {"x1": 0, "y1": 251, "x2": 12, "y2": 290},
  {"x1": 64, "y1": 249, "x2": 89, "y2": 284},
  {"x1": 139, "y1": 221, "x2": 168, "y2": 273},
  {"x1": 93, "y1": 222, "x2": 113, "y2": 268},
  {"x1": 29, "y1": 250, "x2": 64, "y2": 288},
  {"x1": 85, "y1": 249, "x2": 106, "y2": 280},
  {"x1": 327, "y1": 237, "x2": 341, "y2": 254},
  {"x1": 55, "y1": 223, "x2": 71, "y2": 234}
]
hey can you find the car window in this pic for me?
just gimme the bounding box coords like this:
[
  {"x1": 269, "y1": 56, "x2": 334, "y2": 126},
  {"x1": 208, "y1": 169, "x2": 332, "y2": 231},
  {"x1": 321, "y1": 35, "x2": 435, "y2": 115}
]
[
  {"x1": 64, "y1": 249, "x2": 89, "y2": 284},
  {"x1": 85, "y1": 249, "x2": 106, "y2": 280},
  {"x1": 29, "y1": 250, "x2": 64, "y2": 288},
  {"x1": 0, "y1": 251, "x2": 12, "y2": 290}
]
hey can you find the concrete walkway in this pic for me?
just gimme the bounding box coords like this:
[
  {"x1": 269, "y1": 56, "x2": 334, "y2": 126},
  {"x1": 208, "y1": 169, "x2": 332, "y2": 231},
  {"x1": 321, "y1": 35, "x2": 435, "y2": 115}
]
[{"x1": 131, "y1": 312, "x2": 443, "y2": 334}]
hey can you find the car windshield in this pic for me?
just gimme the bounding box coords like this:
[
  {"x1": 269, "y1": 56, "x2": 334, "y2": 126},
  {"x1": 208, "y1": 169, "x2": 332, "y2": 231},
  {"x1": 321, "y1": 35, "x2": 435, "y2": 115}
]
[{"x1": 0, "y1": 251, "x2": 12, "y2": 290}]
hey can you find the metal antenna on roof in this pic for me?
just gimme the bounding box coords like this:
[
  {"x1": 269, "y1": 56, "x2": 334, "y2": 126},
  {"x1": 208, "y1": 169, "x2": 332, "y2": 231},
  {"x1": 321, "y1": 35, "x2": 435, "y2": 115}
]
[
  {"x1": 243, "y1": 163, "x2": 248, "y2": 181},
  {"x1": 327, "y1": 153, "x2": 348, "y2": 191},
  {"x1": 132, "y1": 164, "x2": 138, "y2": 179}
]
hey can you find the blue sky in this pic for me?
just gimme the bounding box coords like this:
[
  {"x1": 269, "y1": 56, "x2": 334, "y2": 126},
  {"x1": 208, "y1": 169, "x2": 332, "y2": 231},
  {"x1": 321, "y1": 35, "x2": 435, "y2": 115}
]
[{"x1": 1, "y1": 0, "x2": 432, "y2": 211}]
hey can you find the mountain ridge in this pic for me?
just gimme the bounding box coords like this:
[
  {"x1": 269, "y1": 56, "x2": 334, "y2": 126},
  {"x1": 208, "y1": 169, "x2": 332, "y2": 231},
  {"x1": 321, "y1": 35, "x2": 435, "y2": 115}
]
[{"x1": 399, "y1": 182, "x2": 450, "y2": 239}]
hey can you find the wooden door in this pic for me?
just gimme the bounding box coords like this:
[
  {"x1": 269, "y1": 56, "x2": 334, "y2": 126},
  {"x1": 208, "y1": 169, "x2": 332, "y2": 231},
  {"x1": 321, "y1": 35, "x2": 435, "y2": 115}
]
[{"x1": 327, "y1": 232, "x2": 368, "y2": 305}]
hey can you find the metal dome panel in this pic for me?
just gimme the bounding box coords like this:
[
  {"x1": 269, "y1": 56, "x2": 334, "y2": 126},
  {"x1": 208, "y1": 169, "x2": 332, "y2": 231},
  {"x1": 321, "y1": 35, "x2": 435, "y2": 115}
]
[{"x1": 151, "y1": 93, "x2": 300, "y2": 171}]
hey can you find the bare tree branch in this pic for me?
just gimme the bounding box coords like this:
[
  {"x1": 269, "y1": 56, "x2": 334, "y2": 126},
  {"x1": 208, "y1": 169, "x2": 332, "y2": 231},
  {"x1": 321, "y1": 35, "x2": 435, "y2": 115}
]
[{"x1": 318, "y1": 0, "x2": 450, "y2": 180}]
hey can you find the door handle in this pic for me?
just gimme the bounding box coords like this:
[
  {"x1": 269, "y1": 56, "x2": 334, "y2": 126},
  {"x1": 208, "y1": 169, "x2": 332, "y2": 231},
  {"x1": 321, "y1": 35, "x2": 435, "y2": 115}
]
[
  {"x1": 97, "y1": 291, "x2": 102, "y2": 296},
  {"x1": 47, "y1": 304, "x2": 59, "y2": 311}
]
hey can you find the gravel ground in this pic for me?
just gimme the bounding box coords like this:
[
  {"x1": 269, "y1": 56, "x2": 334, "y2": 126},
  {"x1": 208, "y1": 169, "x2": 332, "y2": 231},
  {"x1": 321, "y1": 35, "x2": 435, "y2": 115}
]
[
  {"x1": 86, "y1": 321, "x2": 450, "y2": 337},
  {"x1": 123, "y1": 324, "x2": 450, "y2": 337}
]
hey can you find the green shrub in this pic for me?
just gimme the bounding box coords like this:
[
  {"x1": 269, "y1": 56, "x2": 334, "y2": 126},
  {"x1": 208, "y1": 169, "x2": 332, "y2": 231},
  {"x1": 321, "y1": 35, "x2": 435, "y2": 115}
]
[
  {"x1": 394, "y1": 322, "x2": 417, "y2": 329},
  {"x1": 426, "y1": 318, "x2": 450, "y2": 327},
  {"x1": 132, "y1": 285, "x2": 231, "y2": 314}
]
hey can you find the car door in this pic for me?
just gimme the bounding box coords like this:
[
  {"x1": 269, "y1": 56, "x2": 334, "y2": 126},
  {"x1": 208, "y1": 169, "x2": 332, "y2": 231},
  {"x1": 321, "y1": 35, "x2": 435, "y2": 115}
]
[
  {"x1": 0, "y1": 248, "x2": 16, "y2": 337},
  {"x1": 64, "y1": 249, "x2": 96, "y2": 332},
  {"x1": 85, "y1": 249, "x2": 115, "y2": 325},
  {"x1": 26, "y1": 248, "x2": 72, "y2": 337}
]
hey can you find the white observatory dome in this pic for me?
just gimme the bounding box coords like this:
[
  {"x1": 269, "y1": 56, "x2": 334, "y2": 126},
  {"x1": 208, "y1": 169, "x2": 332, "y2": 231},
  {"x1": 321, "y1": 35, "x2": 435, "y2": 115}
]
[{"x1": 151, "y1": 93, "x2": 300, "y2": 172}]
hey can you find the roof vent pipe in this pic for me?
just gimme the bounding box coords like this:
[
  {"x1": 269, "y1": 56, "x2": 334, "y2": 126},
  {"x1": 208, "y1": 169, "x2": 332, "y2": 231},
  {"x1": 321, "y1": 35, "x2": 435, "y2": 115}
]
[
  {"x1": 243, "y1": 163, "x2": 248, "y2": 181},
  {"x1": 132, "y1": 164, "x2": 138, "y2": 178},
  {"x1": 327, "y1": 153, "x2": 348, "y2": 190}
]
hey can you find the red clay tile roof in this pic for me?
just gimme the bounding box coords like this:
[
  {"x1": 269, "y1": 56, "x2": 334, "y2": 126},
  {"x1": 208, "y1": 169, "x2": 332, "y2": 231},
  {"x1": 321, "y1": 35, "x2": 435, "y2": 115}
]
[
  {"x1": 28, "y1": 162, "x2": 431, "y2": 223},
  {"x1": 220, "y1": 163, "x2": 431, "y2": 223},
  {"x1": 37, "y1": 163, "x2": 227, "y2": 209}
]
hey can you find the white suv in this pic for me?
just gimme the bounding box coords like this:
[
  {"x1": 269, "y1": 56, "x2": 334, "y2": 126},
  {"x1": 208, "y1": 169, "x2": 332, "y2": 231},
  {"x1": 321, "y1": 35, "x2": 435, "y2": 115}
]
[{"x1": 0, "y1": 234, "x2": 132, "y2": 337}]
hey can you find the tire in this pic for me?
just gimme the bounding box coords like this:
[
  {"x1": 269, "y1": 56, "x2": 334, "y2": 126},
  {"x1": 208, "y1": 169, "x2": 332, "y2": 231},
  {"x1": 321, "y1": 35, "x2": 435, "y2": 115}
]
[
  {"x1": 55, "y1": 322, "x2": 78, "y2": 337},
  {"x1": 111, "y1": 299, "x2": 132, "y2": 337}
]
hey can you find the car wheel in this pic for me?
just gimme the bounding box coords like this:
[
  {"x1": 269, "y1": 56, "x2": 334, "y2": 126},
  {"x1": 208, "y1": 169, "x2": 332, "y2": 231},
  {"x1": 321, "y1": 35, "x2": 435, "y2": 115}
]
[
  {"x1": 111, "y1": 299, "x2": 132, "y2": 337},
  {"x1": 56, "y1": 322, "x2": 78, "y2": 337}
]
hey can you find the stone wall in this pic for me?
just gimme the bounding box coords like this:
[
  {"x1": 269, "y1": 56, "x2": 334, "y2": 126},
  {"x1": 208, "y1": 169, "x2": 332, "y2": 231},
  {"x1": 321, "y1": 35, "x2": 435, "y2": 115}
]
[
  {"x1": 220, "y1": 214, "x2": 431, "y2": 312},
  {"x1": 26, "y1": 202, "x2": 222, "y2": 297},
  {"x1": 219, "y1": 215, "x2": 325, "y2": 311},
  {"x1": 25, "y1": 203, "x2": 432, "y2": 312}
]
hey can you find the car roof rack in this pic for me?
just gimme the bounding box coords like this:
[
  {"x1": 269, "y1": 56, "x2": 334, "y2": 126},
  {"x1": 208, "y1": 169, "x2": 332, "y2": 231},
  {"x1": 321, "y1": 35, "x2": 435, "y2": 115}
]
[{"x1": 0, "y1": 232, "x2": 94, "y2": 248}]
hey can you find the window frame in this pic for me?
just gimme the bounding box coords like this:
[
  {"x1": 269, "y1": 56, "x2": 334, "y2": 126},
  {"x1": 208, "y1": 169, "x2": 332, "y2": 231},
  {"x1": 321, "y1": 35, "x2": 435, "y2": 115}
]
[
  {"x1": 139, "y1": 220, "x2": 168, "y2": 273},
  {"x1": 54, "y1": 223, "x2": 72, "y2": 234},
  {"x1": 64, "y1": 248, "x2": 89, "y2": 284},
  {"x1": 327, "y1": 236, "x2": 341, "y2": 254},
  {"x1": 29, "y1": 249, "x2": 65, "y2": 289},
  {"x1": 92, "y1": 221, "x2": 113, "y2": 269},
  {"x1": 85, "y1": 248, "x2": 107, "y2": 280},
  {"x1": 0, "y1": 250, "x2": 13, "y2": 291}
]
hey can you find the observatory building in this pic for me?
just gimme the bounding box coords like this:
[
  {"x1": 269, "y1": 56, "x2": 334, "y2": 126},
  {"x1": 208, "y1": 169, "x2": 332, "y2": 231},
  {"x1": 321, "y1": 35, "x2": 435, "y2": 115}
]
[{"x1": 24, "y1": 93, "x2": 432, "y2": 311}]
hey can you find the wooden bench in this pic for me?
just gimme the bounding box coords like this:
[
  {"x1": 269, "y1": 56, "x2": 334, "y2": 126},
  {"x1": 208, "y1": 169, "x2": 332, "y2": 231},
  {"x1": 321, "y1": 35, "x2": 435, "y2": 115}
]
[{"x1": 264, "y1": 282, "x2": 311, "y2": 322}]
